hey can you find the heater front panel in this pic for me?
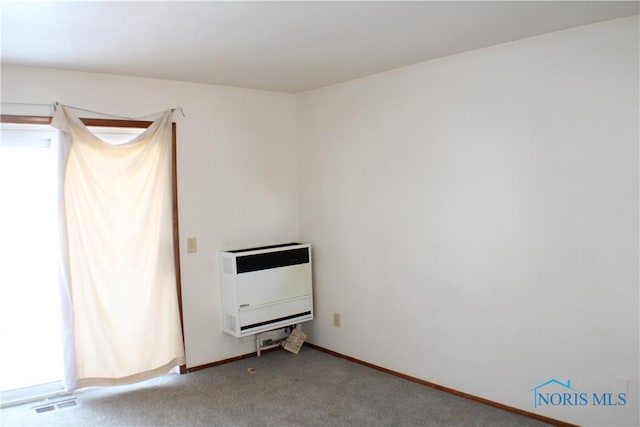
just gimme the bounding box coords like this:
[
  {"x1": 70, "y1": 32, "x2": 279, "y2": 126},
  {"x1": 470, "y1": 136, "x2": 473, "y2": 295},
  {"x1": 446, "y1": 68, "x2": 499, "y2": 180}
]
[{"x1": 236, "y1": 263, "x2": 312, "y2": 308}]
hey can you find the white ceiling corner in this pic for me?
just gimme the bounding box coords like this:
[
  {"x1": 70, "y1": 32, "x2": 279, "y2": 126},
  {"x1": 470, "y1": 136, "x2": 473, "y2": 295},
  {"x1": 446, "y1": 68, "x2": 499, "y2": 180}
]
[{"x1": 1, "y1": 1, "x2": 638, "y2": 93}]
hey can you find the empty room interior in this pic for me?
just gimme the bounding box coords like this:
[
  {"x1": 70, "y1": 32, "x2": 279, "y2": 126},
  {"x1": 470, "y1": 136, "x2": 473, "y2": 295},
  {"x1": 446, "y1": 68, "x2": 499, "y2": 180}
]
[{"x1": 0, "y1": 1, "x2": 638, "y2": 426}]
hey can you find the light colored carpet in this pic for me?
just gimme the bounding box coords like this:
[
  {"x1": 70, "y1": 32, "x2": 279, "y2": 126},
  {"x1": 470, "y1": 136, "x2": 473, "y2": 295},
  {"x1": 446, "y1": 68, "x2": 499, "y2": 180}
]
[{"x1": 1, "y1": 347, "x2": 549, "y2": 426}]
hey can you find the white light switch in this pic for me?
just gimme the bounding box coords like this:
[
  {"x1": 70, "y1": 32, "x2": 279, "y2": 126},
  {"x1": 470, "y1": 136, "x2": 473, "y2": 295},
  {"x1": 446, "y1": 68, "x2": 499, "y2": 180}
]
[{"x1": 187, "y1": 237, "x2": 197, "y2": 253}]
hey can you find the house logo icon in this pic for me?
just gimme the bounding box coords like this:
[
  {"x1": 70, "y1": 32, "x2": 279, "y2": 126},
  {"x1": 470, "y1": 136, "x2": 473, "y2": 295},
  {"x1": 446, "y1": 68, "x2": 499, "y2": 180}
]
[{"x1": 528, "y1": 379, "x2": 579, "y2": 408}]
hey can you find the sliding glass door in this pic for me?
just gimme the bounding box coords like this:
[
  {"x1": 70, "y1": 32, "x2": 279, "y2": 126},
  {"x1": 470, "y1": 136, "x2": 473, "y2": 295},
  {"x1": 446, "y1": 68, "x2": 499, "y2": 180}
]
[
  {"x1": 0, "y1": 123, "x2": 63, "y2": 392},
  {"x1": 0, "y1": 117, "x2": 182, "y2": 401}
]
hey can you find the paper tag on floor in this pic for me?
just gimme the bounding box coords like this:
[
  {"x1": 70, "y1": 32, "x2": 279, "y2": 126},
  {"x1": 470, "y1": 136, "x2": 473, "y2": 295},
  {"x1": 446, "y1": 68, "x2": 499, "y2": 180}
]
[{"x1": 283, "y1": 329, "x2": 307, "y2": 354}]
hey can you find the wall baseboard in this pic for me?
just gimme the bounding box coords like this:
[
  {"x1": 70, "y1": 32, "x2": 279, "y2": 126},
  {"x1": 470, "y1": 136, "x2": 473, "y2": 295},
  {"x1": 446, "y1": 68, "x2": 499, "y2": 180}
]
[
  {"x1": 305, "y1": 343, "x2": 576, "y2": 427},
  {"x1": 184, "y1": 346, "x2": 282, "y2": 373}
]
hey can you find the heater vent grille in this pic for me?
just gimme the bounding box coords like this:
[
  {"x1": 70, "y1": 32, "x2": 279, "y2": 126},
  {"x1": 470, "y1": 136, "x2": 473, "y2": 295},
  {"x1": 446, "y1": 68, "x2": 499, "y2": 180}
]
[{"x1": 33, "y1": 398, "x2": 77, "y2": 414}]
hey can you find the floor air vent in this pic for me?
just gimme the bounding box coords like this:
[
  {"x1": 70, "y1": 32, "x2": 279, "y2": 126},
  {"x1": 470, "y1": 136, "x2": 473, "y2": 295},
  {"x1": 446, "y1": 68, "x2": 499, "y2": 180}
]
[{"x1": 33, "y1": 398, "x2": 77, "y2": 414}]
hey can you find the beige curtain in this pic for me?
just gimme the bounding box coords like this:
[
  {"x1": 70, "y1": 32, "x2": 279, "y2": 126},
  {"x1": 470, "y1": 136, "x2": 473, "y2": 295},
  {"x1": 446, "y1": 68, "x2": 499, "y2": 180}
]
[{"x1": 52, "y1": 106, "x2": 184, "y2": 388}]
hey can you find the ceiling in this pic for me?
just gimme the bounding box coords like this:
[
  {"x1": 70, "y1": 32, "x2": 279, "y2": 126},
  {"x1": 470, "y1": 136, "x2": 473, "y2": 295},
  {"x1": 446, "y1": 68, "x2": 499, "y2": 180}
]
[{"x1": 1, "y1": 1, "x2": 638, "y2": 93}]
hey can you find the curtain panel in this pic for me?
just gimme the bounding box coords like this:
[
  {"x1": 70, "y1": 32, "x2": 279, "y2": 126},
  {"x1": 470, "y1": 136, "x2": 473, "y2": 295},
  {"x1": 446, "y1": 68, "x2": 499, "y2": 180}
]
[{"x1": 52, "y1": 107, "x2": 184, "y2": 389}]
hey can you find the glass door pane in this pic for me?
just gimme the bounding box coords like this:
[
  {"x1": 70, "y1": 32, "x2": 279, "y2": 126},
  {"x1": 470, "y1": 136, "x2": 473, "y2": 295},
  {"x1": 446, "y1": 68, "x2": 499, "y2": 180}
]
[{"x1": 0, "y1": 124, "x2": 62, "y2": 392}]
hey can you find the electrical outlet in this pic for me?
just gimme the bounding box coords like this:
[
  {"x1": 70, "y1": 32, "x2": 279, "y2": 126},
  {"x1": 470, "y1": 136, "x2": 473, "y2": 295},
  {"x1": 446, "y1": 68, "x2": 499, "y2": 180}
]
[
  {"x1": 187, "y1": 237, "x2": 197, "y2": 253},
  {"x1": 333, "y1": 312, "x2": 341, "y2": 328}
]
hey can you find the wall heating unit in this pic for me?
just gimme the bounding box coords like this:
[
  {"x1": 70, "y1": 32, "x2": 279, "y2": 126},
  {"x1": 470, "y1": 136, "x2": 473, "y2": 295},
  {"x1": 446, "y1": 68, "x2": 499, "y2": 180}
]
[{"x1": 219, "y1": 243, "x2": 313, "y2": 337}]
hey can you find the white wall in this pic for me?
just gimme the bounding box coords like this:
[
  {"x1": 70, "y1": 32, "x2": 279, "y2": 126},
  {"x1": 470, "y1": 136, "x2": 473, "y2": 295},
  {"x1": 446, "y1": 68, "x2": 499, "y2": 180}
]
[
  {"x1": 297, "y1": 17, "x2": 639, "y2": 427},
  {"x1": 0, "y1": 65, "x2": 299, "y2": 368}
]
